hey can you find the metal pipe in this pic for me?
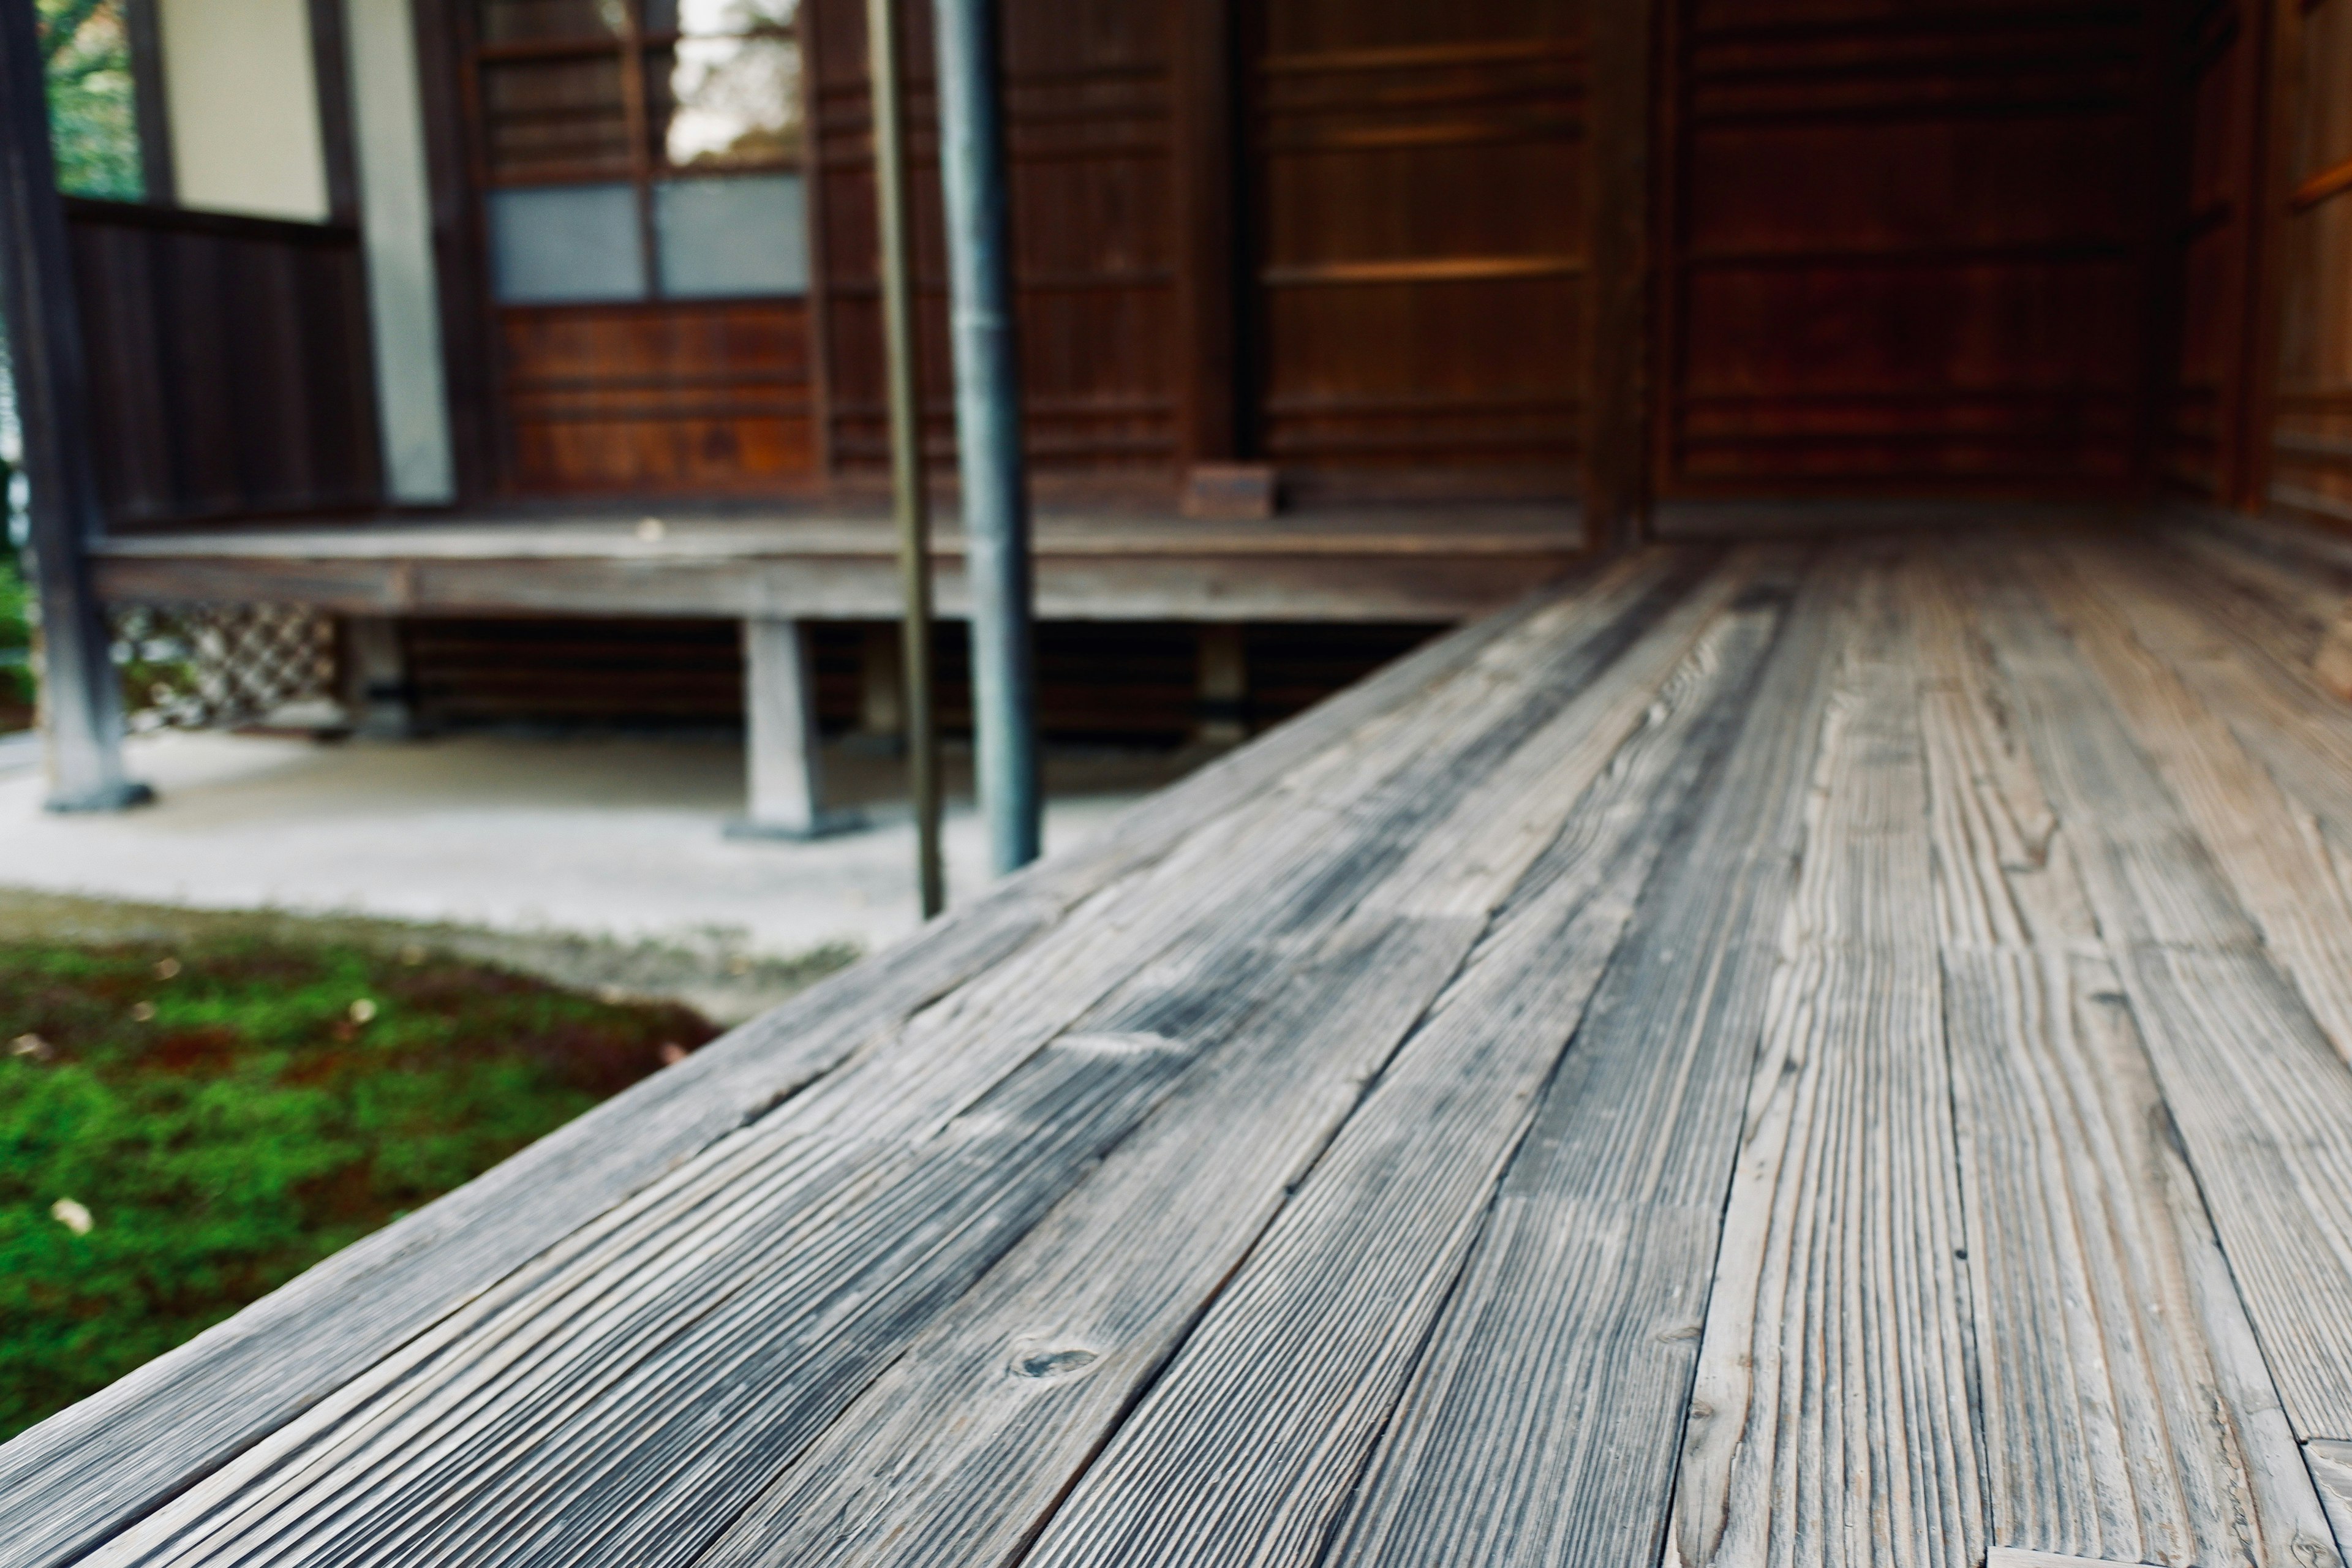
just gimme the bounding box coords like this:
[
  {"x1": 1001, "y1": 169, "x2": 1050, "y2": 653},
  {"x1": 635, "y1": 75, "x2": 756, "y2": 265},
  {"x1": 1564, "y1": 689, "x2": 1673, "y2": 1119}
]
[
  {"x1": 864, "y1": 0, "x2": 943, "y2": 916},
  {"x1": 931, "y1": 0, "x2": 1039, "y2": 874},
  {"x1": 0, "y1": 0, "x2": 146, "y2": 812}
]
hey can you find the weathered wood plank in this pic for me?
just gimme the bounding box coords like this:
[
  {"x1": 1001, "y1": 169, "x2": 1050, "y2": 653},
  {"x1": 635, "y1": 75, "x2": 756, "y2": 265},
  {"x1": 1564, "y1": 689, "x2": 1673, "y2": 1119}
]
[
  {"x1": 1916, "y1": 559, "x2": 2342, "y2": 1568},
  {"x1": 1008, "y1": 581, "x2": 1767, "y2": 1568},
  {"x1": 0, "y1": 551, "x2": 1667, "y2": 1568},
  {"x1": 1667, "y1": 545, "x2": 1984, "y2": 1568},
  {"x1": 64, "y1": 554, "x2": 1729, "y2": 1568},
  {"x1": 2058, "y1": 536, "x2": 2352, "y2": 953},
  {"x1": 2309, "y1": 1441, "x2": 2352, "y2": 1555},
  {"x1": 2032, "y1": 540, "x2": 2352, "y2": 1074},
  {"x1": 690, "y1": 557, "x2": 1792, "y2": 1568},
  {"x1": 1962, "y1": 546, "x2": 2352, "y2": 1450},
  {"x1": 1319, "y1": 559, "x2": 1849, "y2": 1566}
]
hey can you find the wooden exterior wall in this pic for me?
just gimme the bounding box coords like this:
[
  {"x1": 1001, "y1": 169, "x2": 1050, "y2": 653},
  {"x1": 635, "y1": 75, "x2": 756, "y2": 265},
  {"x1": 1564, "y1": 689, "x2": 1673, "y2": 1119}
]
[
  {"x1": 807, "y1": 0, "x2": 1186, "y2": 483},
  {"x1": 496, "y1": 300, "x2": 819, "y2": 494},
  {"x1": 63, "y1": 0, "x2": 2341, "y2": 532},
  {"x1": 1653, "y1": 0, "x2": 2162, "y2": 500},
  {"x1": 804, "y1": 0, "x2": 1589, "y2": 499},
  {"x1": 2165, "y1": 0, "x2": 2271, "y2": 502},
  {"x1": 2160, "y1": 0, "x2": 2352, "y2": 535},
  {"x1": 66, "y1": 198, "x2": 382, "y2": 529},
  {"x1": 2269, "y1": 0, "x2": 2352, "y2": 530}
]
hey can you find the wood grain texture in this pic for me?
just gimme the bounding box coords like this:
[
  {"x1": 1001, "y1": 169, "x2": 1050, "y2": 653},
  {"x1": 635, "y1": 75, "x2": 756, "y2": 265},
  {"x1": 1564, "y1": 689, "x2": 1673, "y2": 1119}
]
[
  {"x1": 1667, "y1": 546, "x2": 1984, "y2": 1568},
  {"x1": 2035, "y1": 537, "x2": 2352, "y2": 1066},
  {"x1": 56, "y1": 553, "x2": 1719, "y2": 1568},
  {"x1": 31, "y1": 530, "x2": 2352, "y2": 1568},
  {"x1": 1965, "y1": 546, "x2": 2352, "y2": 1453},
  {"x1": 692, "y1": 551, "x2": 1784, "y2": 1568},
  {"x1": 1915, "y1": 558, "x2": 2342, "y2": 1568},
  {"x1": 0, "y1": 552, "x2": 1635, "y2": 1568},
  {"x1": 2309, "y1": 1440, "x2": 2352, "y2": 1556},
  {"x1": 1323, "y1": 555, "x2": 1846, "y2": 1567},
  {"x1": 1012, "y1": 581, "x2": 1758, "y2": 1568}
]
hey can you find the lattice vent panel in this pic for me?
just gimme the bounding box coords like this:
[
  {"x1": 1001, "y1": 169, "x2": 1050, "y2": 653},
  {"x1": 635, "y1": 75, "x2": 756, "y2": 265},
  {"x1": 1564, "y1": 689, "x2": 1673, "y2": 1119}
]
[{"x1": 108, "y1": 604, "x2": 335, "y2": 730}]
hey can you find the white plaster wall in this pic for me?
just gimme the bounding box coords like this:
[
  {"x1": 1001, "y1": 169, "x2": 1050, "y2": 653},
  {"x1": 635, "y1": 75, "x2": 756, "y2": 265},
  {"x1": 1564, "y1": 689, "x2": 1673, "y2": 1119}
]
[{"x1": 158, "y1": 0, "x2": 331, "y2": 222}]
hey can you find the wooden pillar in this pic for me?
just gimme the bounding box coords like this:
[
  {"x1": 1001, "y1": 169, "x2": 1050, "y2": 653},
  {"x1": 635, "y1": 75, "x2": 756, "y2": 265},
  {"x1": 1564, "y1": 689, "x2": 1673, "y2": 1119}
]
[
  {"x1": 736, "y1": 617, "x2": 853, "y2": 840},
  {"x1": 339, "y1": 615, "x2": 413, "y2": 739},
  {"x1": 932, "y1": 0, "x2": 1041, "y2": 876},
  {"x1": 0, "y1": 0, "x2": 148, "y2": 812},
  {"x1": 1583, "y1": 0, "x2": 1657, "y2": 552}
]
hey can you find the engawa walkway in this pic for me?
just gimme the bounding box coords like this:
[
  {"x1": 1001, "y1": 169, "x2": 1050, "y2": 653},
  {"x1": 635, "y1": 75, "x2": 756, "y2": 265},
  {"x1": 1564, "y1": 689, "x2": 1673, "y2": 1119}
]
[{"x1": 8, "y1": 525, "x2": 2352, "y2": 1568}]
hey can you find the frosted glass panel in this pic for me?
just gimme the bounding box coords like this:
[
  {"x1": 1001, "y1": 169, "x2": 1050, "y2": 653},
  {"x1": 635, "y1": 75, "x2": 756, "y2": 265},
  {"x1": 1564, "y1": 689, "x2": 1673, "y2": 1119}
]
[
  {"x1": 489, "y1": 183, "x2": 646, "y2": 303},
  {"x1": 654, "y1": 173, "x2": 807, "y2": 298}
]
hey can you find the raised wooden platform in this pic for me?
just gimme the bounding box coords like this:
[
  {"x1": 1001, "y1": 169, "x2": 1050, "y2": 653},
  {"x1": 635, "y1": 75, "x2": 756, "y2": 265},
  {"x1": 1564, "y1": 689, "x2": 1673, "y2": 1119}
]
[
  {"x1": 88, "y1": 504, "x2": 1588, "y2": 624},
  {"x1": 11, "y1": 524, "x2": 2352, "y2": 1568}
]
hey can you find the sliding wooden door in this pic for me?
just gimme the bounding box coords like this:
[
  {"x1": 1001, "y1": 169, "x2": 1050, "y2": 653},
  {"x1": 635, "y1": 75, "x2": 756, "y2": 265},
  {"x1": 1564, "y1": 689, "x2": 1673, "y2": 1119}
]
[{"x1": 1243, "y1": 0, "x2": 1586, "y2": 502}]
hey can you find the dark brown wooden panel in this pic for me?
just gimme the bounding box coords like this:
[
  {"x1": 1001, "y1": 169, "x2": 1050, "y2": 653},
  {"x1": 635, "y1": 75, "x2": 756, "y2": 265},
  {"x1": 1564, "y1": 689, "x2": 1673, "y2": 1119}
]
[
  {"x1": 66, "y1": 199, "x2": 383, "y2": 529},
  {"x1": 2270, "y1": 0, "x2": 2352, "y2": 532},
  {"x1": 810, "y1": 0, "x2": 1182, "y2": 480},
  {"x1": 497, "y1": 298, "x2": 818, "y2": 492},
  {"x1": 1658, "y1": 0, "x2": 2161, "y2": 499},
  {"x1": 2161, "y1": 0, "x2": 2268, "y2": 503},
  {"x1": 1246, "y1": 1, "x2": 1585, "y2": 497}
]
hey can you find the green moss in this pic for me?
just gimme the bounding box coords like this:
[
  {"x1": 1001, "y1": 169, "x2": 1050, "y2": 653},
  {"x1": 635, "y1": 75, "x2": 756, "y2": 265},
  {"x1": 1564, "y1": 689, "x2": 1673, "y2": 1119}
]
[
  {"x1": 1, "y1": 552, "x2": 28, "y2": 726},
  {"x1": 0, "y1": 936, "x2": 719, "y2": 1440}
]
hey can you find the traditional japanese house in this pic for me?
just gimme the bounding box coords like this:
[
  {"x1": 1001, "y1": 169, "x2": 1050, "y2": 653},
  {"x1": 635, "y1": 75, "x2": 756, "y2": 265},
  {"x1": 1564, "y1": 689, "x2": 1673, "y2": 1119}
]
[{"x1": 10, "y1": 0, "x2": 2352, "y2": 828}]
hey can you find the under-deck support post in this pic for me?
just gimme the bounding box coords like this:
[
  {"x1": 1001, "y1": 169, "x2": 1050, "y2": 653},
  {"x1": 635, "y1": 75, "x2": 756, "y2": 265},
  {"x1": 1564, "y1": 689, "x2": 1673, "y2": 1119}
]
[
  {"x1": 932, "y1": 0, "x2": 1040, "y2": 875},
  {"x1": 339, "y1": 616, "x2": 415, "y2": 739},
  {"x1": 736, "y1": 617, "x2": 848, "y2": 840},
  {"x1": 0, "y1": 0, "x2": 147, "y2": 812},
  {"x1": 1196, "y1": 624, "x2": 1247, "y2": 746}
]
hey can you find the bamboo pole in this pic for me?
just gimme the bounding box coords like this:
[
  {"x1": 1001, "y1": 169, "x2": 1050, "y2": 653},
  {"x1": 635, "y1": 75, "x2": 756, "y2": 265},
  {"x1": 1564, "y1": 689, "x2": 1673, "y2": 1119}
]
[{"x1": 865, "y1": 0, "x2": 944, "y2": 916}]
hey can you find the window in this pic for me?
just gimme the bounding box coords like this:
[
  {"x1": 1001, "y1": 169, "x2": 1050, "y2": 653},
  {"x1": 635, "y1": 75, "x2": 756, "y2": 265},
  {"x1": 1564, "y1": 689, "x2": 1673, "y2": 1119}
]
[
  {"x1": 473, "y1": 0, "x2": 806, "y2": 304},
  {"x1": 40, "y1": 0, "x2": 145, "y2": 200}
]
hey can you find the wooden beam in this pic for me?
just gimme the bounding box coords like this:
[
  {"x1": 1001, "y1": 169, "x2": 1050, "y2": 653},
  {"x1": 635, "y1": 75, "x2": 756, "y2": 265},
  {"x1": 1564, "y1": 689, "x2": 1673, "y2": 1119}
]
[
  {"x1": 1583, "y1": 0, "x2": 1657, "y2": 551},
  {"x1": 0, "y1": 0, "x2": 146, "y2": 812}
]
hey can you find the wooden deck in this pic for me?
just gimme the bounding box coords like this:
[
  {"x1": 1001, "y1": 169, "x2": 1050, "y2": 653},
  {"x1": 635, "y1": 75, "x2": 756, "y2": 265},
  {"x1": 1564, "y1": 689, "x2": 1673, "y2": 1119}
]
[
  {"x1": 87, "y1": 505, "x2": 1586, "y2": 624},
  {"x1": 10, "y1": 523, "x2": 2352, "y2": 1568}
]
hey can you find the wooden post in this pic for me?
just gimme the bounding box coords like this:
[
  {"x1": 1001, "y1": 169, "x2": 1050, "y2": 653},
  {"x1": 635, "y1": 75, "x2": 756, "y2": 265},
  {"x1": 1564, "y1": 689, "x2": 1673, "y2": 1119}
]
[
  {"x1": 867, "y1": 0, "x2": 946, "y2": 914},
  {"x1": 1583, "y1": 0, "x2": 1657, "y2": 552},
  {"x1": 932, "y1": 0, "x2": 1041, "y2": 876},
  {"x1": 339, "y1": 614, "x2": 413, "y2": 739},
  {"x1": 0, "y1": 0, "x2": 148, "y2": 811},
  {"x1": 1195, "y1": 624, "x2": 1246, "y2": 746},
  {"x1": 123, "y1": 0, "x2": 174, "y2": 204},
  {"x1": 733, "y1": 617, "x2": 855, "y2": 839}
]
